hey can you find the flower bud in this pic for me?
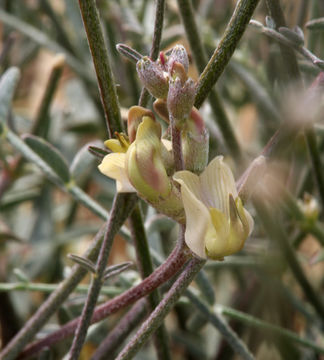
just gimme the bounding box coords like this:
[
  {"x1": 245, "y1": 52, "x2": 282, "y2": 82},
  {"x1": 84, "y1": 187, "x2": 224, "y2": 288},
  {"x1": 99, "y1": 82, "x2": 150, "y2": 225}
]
[
  {"x1": 128, "y1": 106, "x2": 155, "y2": 143},
  {"x1": 167, "y1": 45, "x2": 189, "y2": 74},
  {"x1": 136, "y1": 56, "x2": 169, "y2": 99},
  {"x1": 182, "y1": 108, "x2": 209, "y2": 174},
  {"x1": 297, "y1": 193, "x2": 319, "y2": 224},
  {"x1": 167, "y1": 77, "x2": 196, "y2": 125}
]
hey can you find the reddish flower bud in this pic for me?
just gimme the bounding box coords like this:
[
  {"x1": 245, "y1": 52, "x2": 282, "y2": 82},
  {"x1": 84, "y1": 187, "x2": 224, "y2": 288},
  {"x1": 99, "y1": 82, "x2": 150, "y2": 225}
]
[
  {"x1": 167, "y1": 76, "x2": 196, "y2": 124},
  {"x1": 136, "y1": 56, "x2": 169, "y2": 99},
  {"x1": 167, "y1": 45, "x2": 189, "y2": 74}
]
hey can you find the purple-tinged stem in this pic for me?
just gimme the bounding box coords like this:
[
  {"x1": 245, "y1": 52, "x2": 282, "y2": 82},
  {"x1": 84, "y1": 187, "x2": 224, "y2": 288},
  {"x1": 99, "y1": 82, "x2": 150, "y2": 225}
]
[
  {"x1": 115, "y1": 256, "x2": 205, "y2": 360},
  {"x1": 91, "y1": 299, "x2": 147, "y2": 360},
  {"x1": 18, "y1": 241, "x2": 190, "y2": 359},
  {"x1": 68, "y1": 194, "x2": 129, "y2": 359},
  {"x1": 170, "y1": 116, "x2": 184, "y2": 171}
]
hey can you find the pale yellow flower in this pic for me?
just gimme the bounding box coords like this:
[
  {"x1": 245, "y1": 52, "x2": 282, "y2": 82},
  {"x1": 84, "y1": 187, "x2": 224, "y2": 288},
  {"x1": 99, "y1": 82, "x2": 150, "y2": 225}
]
[
  {"x1": 98, "y1": 116, "x2": 184, "y2": 222},
  {"x1": 173, "y1": 156, "x2": 254, "y2": 260},
  {"x1": 98, "y1": 153, "x2": 136, "y2": 193}
]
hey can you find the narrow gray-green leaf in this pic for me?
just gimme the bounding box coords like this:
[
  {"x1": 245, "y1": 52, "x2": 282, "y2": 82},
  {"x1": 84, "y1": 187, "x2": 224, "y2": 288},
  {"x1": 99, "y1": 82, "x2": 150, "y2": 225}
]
[
  {"x1": 0, "y1": 232, "x2": 24, "y2": 244},
  {"x1": 0, "y1": 67, "x2": 20, "y2": 123},
  {"x1": 23, "y1": 134, "x2": 71, "y2": 183},
  {"x1": 67, "y1": 254, "x2": 96, "y2": 274},
  {"x1": 0, "y1": 188, "x2": 40, "y2": 210},
  {"x1": 103, "y1": 262, "x2": 133, "y2": 281},
  {"x1": 70, "y1": 140, "x2": 101, "y2": 184},
  {"x1": 88, "y1": 145, "x2": 109, "y2": 160},
  {"x1": 279, "y1": 27, "x2": 304, "y2": 46},
  {"x1": 306, "y1": 17, "x2": 324, "y2": 31},
  {"x1": 0, "y1": 10, "x2": 94, "y2": 83}
]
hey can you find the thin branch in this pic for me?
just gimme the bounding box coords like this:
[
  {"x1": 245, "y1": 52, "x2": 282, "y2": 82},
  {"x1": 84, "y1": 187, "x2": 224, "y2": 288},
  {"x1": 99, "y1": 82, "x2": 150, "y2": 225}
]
[
  {"x1": 0, "y1": 9, "x2": 93, "y2": 83},
  {"x1": 91, "y1": 299, "x2": 147, "y2": 360},
  {"x1": 78, "y1": 0, "x2": 123, "y2": 136},
  {"x1": 220, "y1": 305, "x2": 324, "y2": 354},
  {"x1": 263, "y1": 1, "x2": 324, "y2": 211},
  {"x1": 305, "y1": 122, "x2": 324, "y2": 214},
  {"x1": 32, "y1": 54, "x2": 65, "y2": 139},
  {"x1": 17, "y1": 241, "x2": 190, "y2": 359},
  {"x1": 0, "y1": 226, "x2": 106, "y2": 360},
  {"x1": 265, "y1": 0, "x2": 301, "y2": 82},
  {"x1": 0, "y1": 282, "x2": 122, "y2": 296},
  {"x1": 186, "y1": 290, "x2": 254, "y2": 360},
  {"x1": 0, "y1": 195, "x2": 137, "y2": 360},
  {"x1": 177, "y1": 0, "x2": 242, "y2": 161},
  {"x1": 139, "y1": 0, "x2": 165, "y2": 107},
  {"x1": 68, "y1": 194, "x2": 131, "y2": 359},
  {"x1": 249, "y1": 21, "x2": 324, "y2": 71},
  {"x1": 115, "y1": 257, "x2": 205, "y2": 360},
  {"x1": 194, "y1": 0, "x2": 260, "y2": 108},
  {"x1": 171, "y1": 117, "x2": 184, "y2": 171},
  {"x1": 149, "y1": 0, "x2": 165, "y2": 61},
  {"x1": 254, "y1": 198, "x2": 324, "y2": 323},
  {"x1": 129, "y1": 206, "x2": 171, "y2": 360}
]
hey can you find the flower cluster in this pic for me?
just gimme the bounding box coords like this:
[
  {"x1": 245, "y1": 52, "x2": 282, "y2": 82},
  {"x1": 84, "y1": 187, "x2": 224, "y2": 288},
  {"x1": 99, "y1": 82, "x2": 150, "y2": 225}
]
[{"x1": 98, "y1": 45, "x2": 253, "y2": 260}]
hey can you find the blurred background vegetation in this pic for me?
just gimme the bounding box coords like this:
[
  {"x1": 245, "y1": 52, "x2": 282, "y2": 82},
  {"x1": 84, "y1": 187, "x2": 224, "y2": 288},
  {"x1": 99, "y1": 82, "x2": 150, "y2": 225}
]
[{"x1": 0, "y1": 0, "x2": 324, "y2": 359}]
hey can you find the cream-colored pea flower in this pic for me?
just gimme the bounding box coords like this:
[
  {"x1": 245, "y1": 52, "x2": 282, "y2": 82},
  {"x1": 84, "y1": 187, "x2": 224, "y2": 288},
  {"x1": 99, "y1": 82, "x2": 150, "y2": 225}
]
[
  {"x1": 173, "y1": 156, "x2": 254, "y2": 260},
  {"x1": 98, "y1": 116, "x2": 184, "y2": 222},
  {"x1": 98, "y1": 152, "x2": 136, "y2": 193}
]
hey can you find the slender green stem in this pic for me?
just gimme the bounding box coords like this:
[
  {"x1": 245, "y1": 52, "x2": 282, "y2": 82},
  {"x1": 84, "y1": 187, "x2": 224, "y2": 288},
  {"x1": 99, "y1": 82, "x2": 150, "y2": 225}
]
[
  {"x1": 129, "y1": 205, "x2": 171, "y2": 360},
  {"x1": 17, "y1": 241, "x2": 190, "y2": 359},
  {"x1": 220, "y1": 306, "x2": 324, "y2": 354},
  {"x1": 68, "y1": 194, "x2": 132, "y2": 359},
  {"x1": 78, "y1": 0, "x2": 123, "y2": 136},
  {"x1": 305, "y1": 127, "x2": 324, "y2": 212},
  {"x1": 0, "y1": 282, "x2": 122, "y2": 296},
  {"x1": 254, "y1": 199, "x2": 324, "y2": 323},
  {"x1": 229, "y1": 61, "x2": 280, "y2": 123},
  {"x1": 271, "y1": 164, "x2": 324, "y2": 247},
  {"x1": 186, "y1": 290, "x2": 254, "y2": 360},
  {"x1": 40, "y1": 0, "x2": 79, "y2": 57},
  {"x1": 194, "y1": 0, "x2": 260, "y2": 108},
  {"x1": 0, "y1": 226, "x2": 106, "y2": 360},
  {"x1": 307, "y1": 0, "x2": 320, "y2": 52},
  {"x1": 177, "y1": 0, "x2": 242, "y2": 161},
  {"x1": 265, "y1": 0, "x2": 301, "y2": 82},
  {"x1": 250, "y1": 21, "x2": 324, "y2": 71},
  {"x1": 91, "y1": 299, "x2": 147, "y2": 360},
  {"x1": 3, "y1": 126, "x2": 113, "y2": 223},
  {"x1": 208, "y1": 90, "x2": 242, "y2": 162},
  {"x1": 32, "y1": 54, "x2": 65, "y2": 139},
  {"x1": 139, "y1": 0, "x2": 165, "y2": 108},
  {"x1": 149, "y1": 0, "x2": 165, "y2": 61},
  {"x1": 265, "y1": 1, "x2": 324, "y2": 212},
  {"x1": 0, "y1": 9, "x2": 94, "y2": 83},
  {"x1": 297, "y1": 0, "x2": 309, "y2": 27},
  {"x1": 68, "y1": 185, "x2": 109, "y2": 221},
  {"x1": 0, "y1": 195, "x2": 137, "y2": 360},
  {"x1": 115, "y1": 257, "x2": 205, "y2": 360},
  {"x1": 176, "y1": 0, "x2": 207, "y2": 72}
]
